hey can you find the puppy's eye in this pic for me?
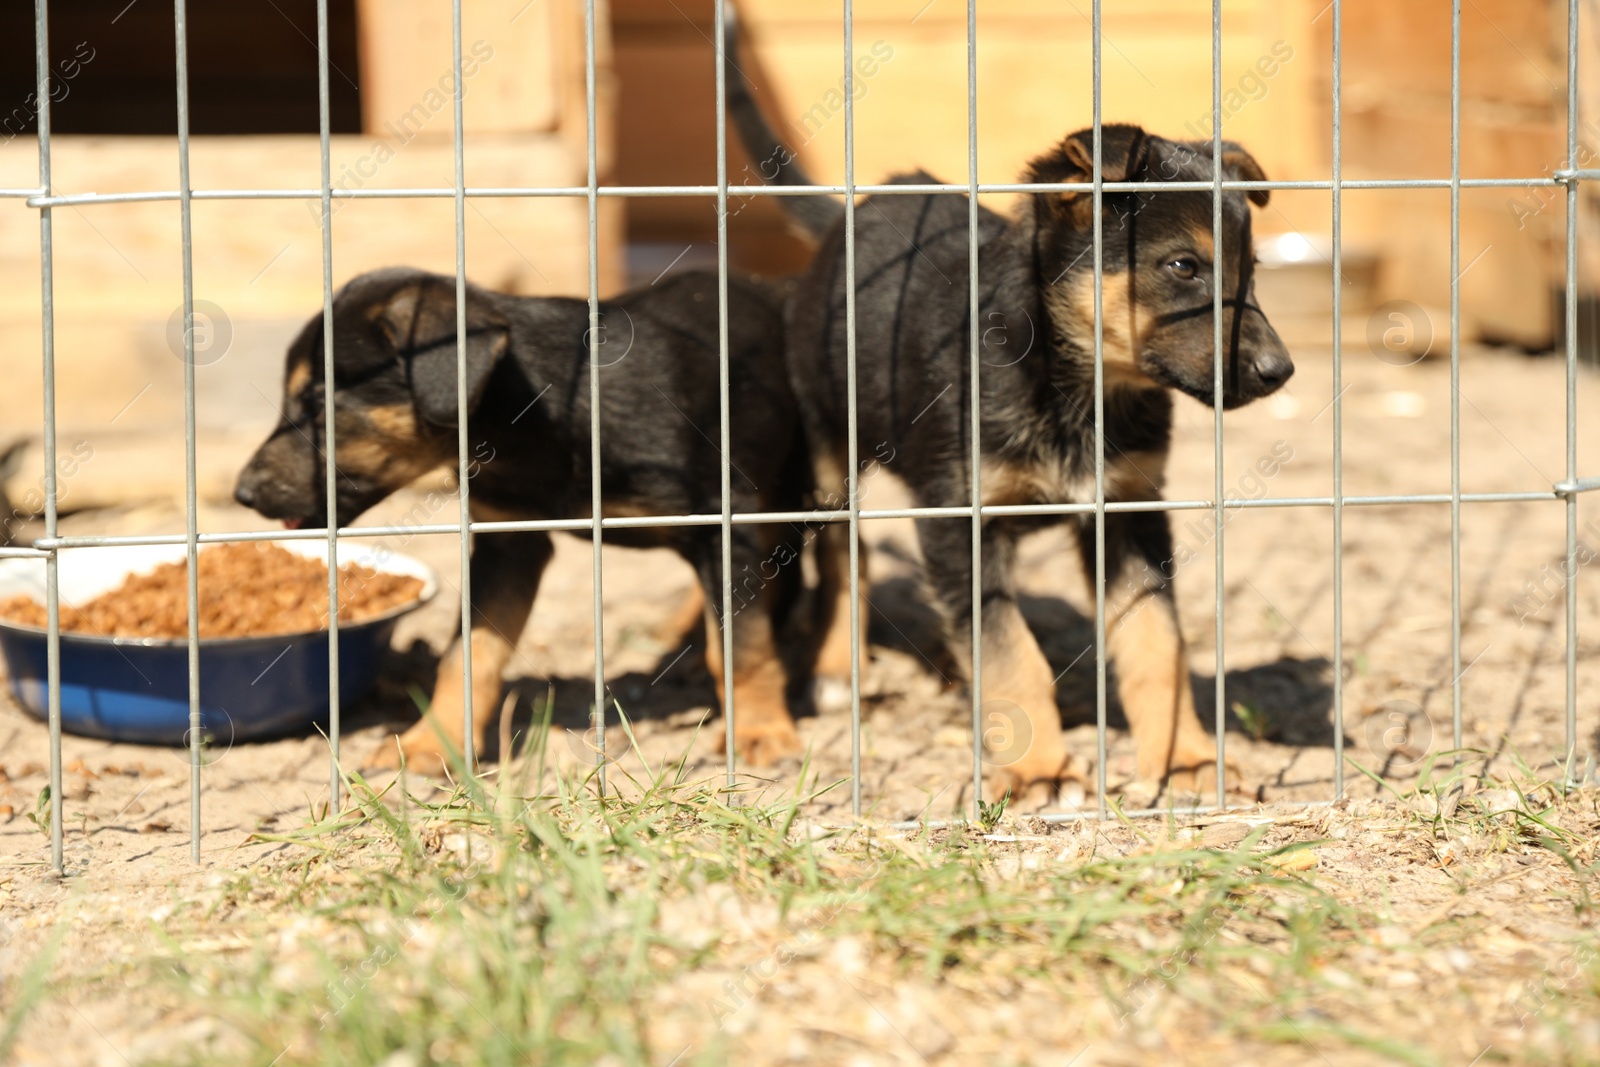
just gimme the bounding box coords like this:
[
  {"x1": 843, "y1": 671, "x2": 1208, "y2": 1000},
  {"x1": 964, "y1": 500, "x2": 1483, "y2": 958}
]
[{"x1": 1166, "y1": 257, "x2": 1200, "y2": 281}]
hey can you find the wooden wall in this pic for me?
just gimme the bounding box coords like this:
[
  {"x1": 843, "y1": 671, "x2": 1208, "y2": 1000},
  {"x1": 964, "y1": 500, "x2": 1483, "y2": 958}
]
[
  {"x1": 614, "y1": 0, "x2": 1329, "y2": 274},
  {"x1": 614, "y1": 0, "x2": 1590, "y2": 348},
  {"x1": 1312, "y1": 0, "x2": 1579, "y2": 348},
  {"x1": 0, "y1": 0, "x2": 1590, "y2": 451},
  {"x1": 0, "y1": 0, "x2": 619, "y2": 440}
]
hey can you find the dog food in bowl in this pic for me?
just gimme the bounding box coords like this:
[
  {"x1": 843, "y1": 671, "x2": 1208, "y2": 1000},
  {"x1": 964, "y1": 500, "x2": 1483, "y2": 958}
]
[
  {"x1": 0, "y1": 541, "x2": 435, "y2": 744},
  {"x1": 0, "y1": 542, "x2": 424, "y2": 639}
]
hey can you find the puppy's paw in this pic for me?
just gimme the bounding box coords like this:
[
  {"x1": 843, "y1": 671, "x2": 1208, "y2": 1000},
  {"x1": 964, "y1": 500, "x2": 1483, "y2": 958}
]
[
  {"x1": 985, "y1": 747, "x2": 1085, "y2": 812},
  {"x1": 725, "y1": 719, "x2": 804, "y2": 767},
  {"x1": 809, "y1": 674, "x2": 853, "y2": 716},
  {"x1": 1160, "y1": 758, "x2": 1243, "y2": 799},
  {"x1": 366, "y1": 738, "x2": 405, "y2": 772},
  {"x1": 366, "y1": 725, "x2": 463, "y2": 779}
]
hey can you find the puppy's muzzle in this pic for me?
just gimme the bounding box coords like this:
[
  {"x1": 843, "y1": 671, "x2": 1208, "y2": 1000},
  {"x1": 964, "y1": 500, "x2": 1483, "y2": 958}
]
[
  {"x1": 1252, "y1": 348, "x2": 1293, "y2": 390},
  {"x1": 233, "y1": 468, "x2": 263, "y2": 510}
]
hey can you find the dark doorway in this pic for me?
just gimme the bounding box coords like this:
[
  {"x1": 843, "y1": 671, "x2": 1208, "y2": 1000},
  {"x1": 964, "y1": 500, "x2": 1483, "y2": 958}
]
[{"x1": 0, "y1": 1, "x2": 361, "y2": 138}]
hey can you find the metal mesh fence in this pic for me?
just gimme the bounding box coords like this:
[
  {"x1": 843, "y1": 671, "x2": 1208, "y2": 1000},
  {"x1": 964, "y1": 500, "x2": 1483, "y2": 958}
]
[{"x1": 8, "y1": 0, "x2": 1593, "y2": 872}]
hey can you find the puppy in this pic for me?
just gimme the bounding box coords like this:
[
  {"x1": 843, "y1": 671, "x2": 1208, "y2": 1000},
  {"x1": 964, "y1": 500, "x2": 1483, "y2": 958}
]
[
  {"x1": 726, "y1": 19, "x2": 1291, "y2": 801},
  {"x1": 235, "y1": 267, "x2": 812, "y2": 774}
]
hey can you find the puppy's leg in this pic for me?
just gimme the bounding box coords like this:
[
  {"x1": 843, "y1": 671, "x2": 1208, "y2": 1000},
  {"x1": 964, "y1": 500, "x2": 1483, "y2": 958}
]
[
  {"x1": 1078, "y1": 512, "x2": 1232, "y2": 791},
  {"x1": 809, "y1": 450, "x2": 868, "y2": 714},
  {"x1": 379, "y1": 530, "x2": 552, "y2": 776},
  {"x1": 700, "y1": 529, "x2": 800, "y2": 766},
  {"x1": 919, "y1": 516, "x2": 1075, "y2": 804},
  {"x1": 651, "y1": 583, "x2": 706, "y2": 651},
  {"x1": 766, "y1": 518, "x2": 809, "y2": 641},
  {"x1": 811, "y1": 521, "x2": 868, "y2": 712}
]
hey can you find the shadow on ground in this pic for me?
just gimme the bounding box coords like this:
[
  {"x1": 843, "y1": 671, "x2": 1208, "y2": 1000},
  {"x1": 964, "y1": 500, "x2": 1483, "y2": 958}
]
[
  {"x1": 340, "y1": 571, "x2": 1340, "y2": 767},
  {"x1": 863, "y1": 574, "x2": 1338, "y2": 747}
]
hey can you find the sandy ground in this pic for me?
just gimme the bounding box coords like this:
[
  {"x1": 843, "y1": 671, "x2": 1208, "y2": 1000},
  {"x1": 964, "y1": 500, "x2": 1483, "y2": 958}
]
[
  {"x1": 1, "y1": 340, "x2": 1598, "y2": 866},
  {"x1": 0, "y1": 338, "x2": 1597, "y2": 1066},
  {"x1": 2, "y1": 788, "x2": 1597, "y2": 1067}
]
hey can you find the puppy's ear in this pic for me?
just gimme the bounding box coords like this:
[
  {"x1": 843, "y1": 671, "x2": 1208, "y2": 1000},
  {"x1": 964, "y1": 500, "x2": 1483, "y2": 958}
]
[
  {"x1": 1220, "y1": 144, "x2": 1271, "y2": 206},
  {"x1": 1057, "y1": 124, "x2": 1150, "y2": 183},
  {"x1": 1027, "y1": 124, "x2": 1152, "y2": 225},
  {"x1": 1168, "y1": 139, "x2": 1271, "y2": 206},
  {"x1": 370, "y1": 278, "x2": 510, "y2": 427}
]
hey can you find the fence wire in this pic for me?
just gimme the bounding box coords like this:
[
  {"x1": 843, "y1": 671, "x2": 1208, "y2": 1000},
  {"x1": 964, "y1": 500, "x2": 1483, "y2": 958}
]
[{"x1": 15, "y1": 0, "x2": 1591, "y2": 869}]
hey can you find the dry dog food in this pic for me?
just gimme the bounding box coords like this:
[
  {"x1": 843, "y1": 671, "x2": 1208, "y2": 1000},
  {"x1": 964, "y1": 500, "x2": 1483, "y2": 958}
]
[{"x1": 0, "y1": 543, "x2": 423, "y2": 639}]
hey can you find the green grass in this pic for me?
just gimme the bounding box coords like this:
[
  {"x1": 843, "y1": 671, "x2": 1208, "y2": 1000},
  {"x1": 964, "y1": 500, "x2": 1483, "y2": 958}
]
[
  {"x1": 1350, "y1": 747, "x2": 1600, "y2": 910},
  {"x1": 139, "y1": 750, "x2": 1373, "y2": 1067},
  {"x1": 7, "y1": 731, "x2": 1599, "y2": 1067}
]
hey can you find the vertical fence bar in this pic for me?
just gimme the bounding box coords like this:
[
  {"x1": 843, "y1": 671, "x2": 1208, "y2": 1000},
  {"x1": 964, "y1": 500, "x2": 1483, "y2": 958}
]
[
  {"x1": 1091, "y1": 0, "x2": 1108, "y2": 819},
  {"x1": 585, "y1": 0, "x2": 607, "y2": 794},
  {"x1": 35, "y1": 0, "x2": 63, "y2": 874},
  {"x1": 450, "y1": 0, "x2": 474, "y2": 774},
  {"x1": 713, "y1": 1, "x2": 737, "y2": 792},
  {"x1": 1563, "y1": 0, "x2": 1580, "y2": 786},
  {"x1": 1449, "y1": 0, "x2": 1463, "y2": 754},
  {"x1": 1210, "y1": 0, "x2": 1227, "y2": 809},
  {"x1": 1330, "y1": 0, "x2": 1345, "y2": 800},
  {"x1": 966, "y1": 0, "x2": 983, "y2": 819},
  {"x1": 315, "y1": 0, "x2": 342, "y2": 807},
  {"x1": 173, "y1": 0, "x2": 203, "y2": 863},
  {"x1": 844, "y1": 0, "x2": 863, "y2": 818}
]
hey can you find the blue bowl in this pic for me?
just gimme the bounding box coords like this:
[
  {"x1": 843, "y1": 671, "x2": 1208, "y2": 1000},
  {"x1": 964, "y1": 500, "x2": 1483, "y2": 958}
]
[{"x1": 0, "y1": 542, "x2": 436, "y2": 746}]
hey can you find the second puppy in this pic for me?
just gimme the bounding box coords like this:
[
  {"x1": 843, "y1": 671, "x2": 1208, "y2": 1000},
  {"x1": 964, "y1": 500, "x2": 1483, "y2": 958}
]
[
  {"x1": 726, "y1": 13, "x2": 1292, "y2": 801},
  {"x1": 235, "y1": 268, "x2": 811, "y2": 774}
]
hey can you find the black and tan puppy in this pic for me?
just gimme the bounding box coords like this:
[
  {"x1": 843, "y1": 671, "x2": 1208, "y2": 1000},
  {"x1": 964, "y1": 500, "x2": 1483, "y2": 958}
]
[
  {"x1": 726, "y1": 22, "x2": 1291, "y2": 800},
  {"x1": 235, "y1": 267, "x2": 811, "y2": 775}
]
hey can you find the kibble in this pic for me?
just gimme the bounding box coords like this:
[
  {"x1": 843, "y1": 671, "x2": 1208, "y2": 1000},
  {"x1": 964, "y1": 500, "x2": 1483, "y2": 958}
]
[{"x1": 0, "y1": 542, "x2": 423, "y2": 639}]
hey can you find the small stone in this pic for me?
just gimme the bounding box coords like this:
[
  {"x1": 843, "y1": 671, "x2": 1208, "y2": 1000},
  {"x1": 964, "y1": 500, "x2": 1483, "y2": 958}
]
[
  {"x1": 1201, "y1": 821, "x2": 1251, "y2": 849},
  {"x1": 826, "y1": 935, "x2": 868, "y2": 977},
  {"x1": 1374, "y1": 925, "x2": 1408, "y2": 947},
  {"x1": 1322, "y1": 967, "x2": 1357, "y2": 989}
]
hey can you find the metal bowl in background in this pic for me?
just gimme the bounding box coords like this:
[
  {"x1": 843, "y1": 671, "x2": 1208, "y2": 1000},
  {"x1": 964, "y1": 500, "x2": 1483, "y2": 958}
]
[{"x1": 0, "y1": 540, "x2": 436, "y2": 746}]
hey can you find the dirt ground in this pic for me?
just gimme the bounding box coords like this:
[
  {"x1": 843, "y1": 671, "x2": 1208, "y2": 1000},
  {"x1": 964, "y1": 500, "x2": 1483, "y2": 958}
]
[
  {"x1": 1, "y1": 338, "x2": 1598, "y2": 855},
  {"x1": 1, "y1": 336, "x2": 1599, "y2": 1065},
  {"x1": 2, "y1": 776, "x2": 1598, "y2": 1066}
]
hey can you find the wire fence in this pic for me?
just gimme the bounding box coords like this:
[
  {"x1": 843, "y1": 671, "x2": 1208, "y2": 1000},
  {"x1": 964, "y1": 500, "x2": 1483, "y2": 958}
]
[{"x1": 8, "y1": 0, "x2": 1593, "y2": 873}]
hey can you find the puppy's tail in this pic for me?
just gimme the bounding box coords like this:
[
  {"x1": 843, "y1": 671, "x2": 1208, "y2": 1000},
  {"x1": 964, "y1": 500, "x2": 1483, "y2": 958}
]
[{"x1": 723, "y1": 1, "x2": 843, "y2": 240}]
